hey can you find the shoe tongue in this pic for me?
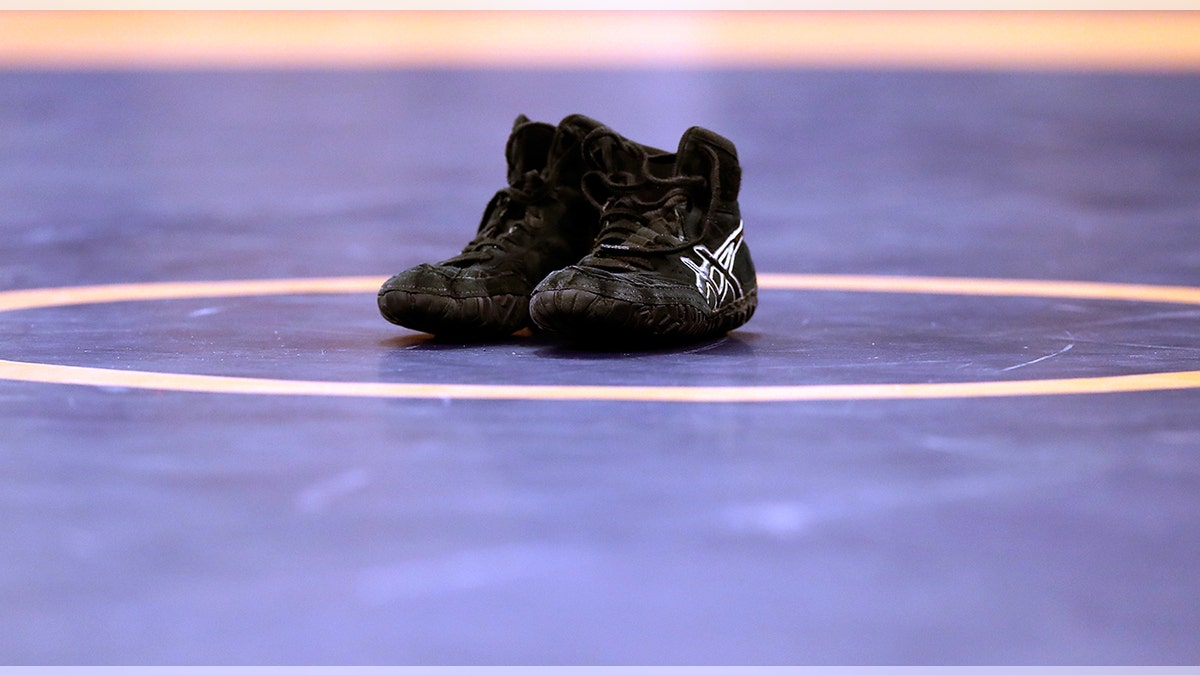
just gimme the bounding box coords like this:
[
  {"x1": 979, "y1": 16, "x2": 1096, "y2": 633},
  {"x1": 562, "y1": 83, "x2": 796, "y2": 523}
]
[
  {"x1": 585, "y1": 131, "x2": 646, "y2": 187},
  {"x1": 538, "y1": 114, "x2": 603, "y2": 183},
  {"x1": 505, "y1": 116, "x2": 556, "y2": 185},
  {"x1": 674, "y1": 126, "x2": 714, "y2": 180},
  {"x1": 674, "y1": 125, "x2": 741, "y2": 202}
]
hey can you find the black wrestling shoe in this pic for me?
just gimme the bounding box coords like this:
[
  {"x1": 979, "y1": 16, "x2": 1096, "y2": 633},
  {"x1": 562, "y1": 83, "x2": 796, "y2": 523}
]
[
  {"x1": 378, "y1": 114, "x2": 608, "y2": 339},
  {"x1": 529, "y1": 125, "x2": 757, "y2": 346}
]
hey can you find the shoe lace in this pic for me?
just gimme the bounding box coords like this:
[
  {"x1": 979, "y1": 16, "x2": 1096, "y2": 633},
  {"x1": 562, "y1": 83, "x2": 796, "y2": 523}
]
[
  {"x1": 449, "y1": 169, "x2": 552, "y2": 264},
  {"x1": 582, "y1": 167, "x2": 705, "y2": 271}
]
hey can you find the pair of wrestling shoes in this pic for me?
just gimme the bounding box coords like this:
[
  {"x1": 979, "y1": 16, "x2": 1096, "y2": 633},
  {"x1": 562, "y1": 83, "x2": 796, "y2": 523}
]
[{"x1": 377, "y1": 114, "x2": 757, "y2": 347}]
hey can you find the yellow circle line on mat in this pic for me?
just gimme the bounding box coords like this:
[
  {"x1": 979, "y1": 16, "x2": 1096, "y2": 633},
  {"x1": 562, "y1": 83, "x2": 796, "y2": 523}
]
[{"x1": 2, "y1": 273, "x2": 1200, "y2": 402}]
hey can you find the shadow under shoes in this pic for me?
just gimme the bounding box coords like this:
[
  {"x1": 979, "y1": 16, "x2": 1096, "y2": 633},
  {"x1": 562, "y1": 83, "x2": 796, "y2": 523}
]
[
  {"x1": 529, "y1": 125, "x2": 758, "y2": 347},
  {"x1": 377, "y1": 114, "x2": 608, "y2": 340}
]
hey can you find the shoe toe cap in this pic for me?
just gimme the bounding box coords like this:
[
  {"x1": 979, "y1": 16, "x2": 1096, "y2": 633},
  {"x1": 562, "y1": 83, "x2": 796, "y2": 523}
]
[
  {"x1": 534, "y1": 265, "x2": 705, "y2": 307},
  {"x1": 380, "y1": 263, "x2": 527, "y2": 299}
]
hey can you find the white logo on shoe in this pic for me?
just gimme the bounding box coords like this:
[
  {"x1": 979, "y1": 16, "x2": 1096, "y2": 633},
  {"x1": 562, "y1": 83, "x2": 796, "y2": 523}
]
[{"x1": 681, "y1": 221, "x2": 745, "y2": 307}]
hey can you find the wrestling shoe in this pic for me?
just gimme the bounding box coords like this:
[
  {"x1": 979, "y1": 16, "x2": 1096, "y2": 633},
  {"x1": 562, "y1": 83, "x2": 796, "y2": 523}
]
[
  {"x1": 529, "y1": 125, "x2": 757, "y2": 346},
  {"x1": 378, "y1": 114, "x2": 607, "y2": 339}
]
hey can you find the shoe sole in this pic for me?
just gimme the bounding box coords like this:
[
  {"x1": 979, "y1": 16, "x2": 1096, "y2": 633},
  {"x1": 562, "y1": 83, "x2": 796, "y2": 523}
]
[
  {"x1": 529, "y1": 287, "x2": 757, "y2": 346},
  {"x1": 378, "y1": 290, "x2": 528, "y2": 340}
]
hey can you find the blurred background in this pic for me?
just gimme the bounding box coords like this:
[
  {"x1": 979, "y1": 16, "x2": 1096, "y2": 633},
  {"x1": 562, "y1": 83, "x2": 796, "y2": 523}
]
[
  {"x1": 4, "y1": 9, "x2": 1200, "y2": 666},
  {"x1": 3, "y1": 11, "x2": 1199, "y2": 71}
]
